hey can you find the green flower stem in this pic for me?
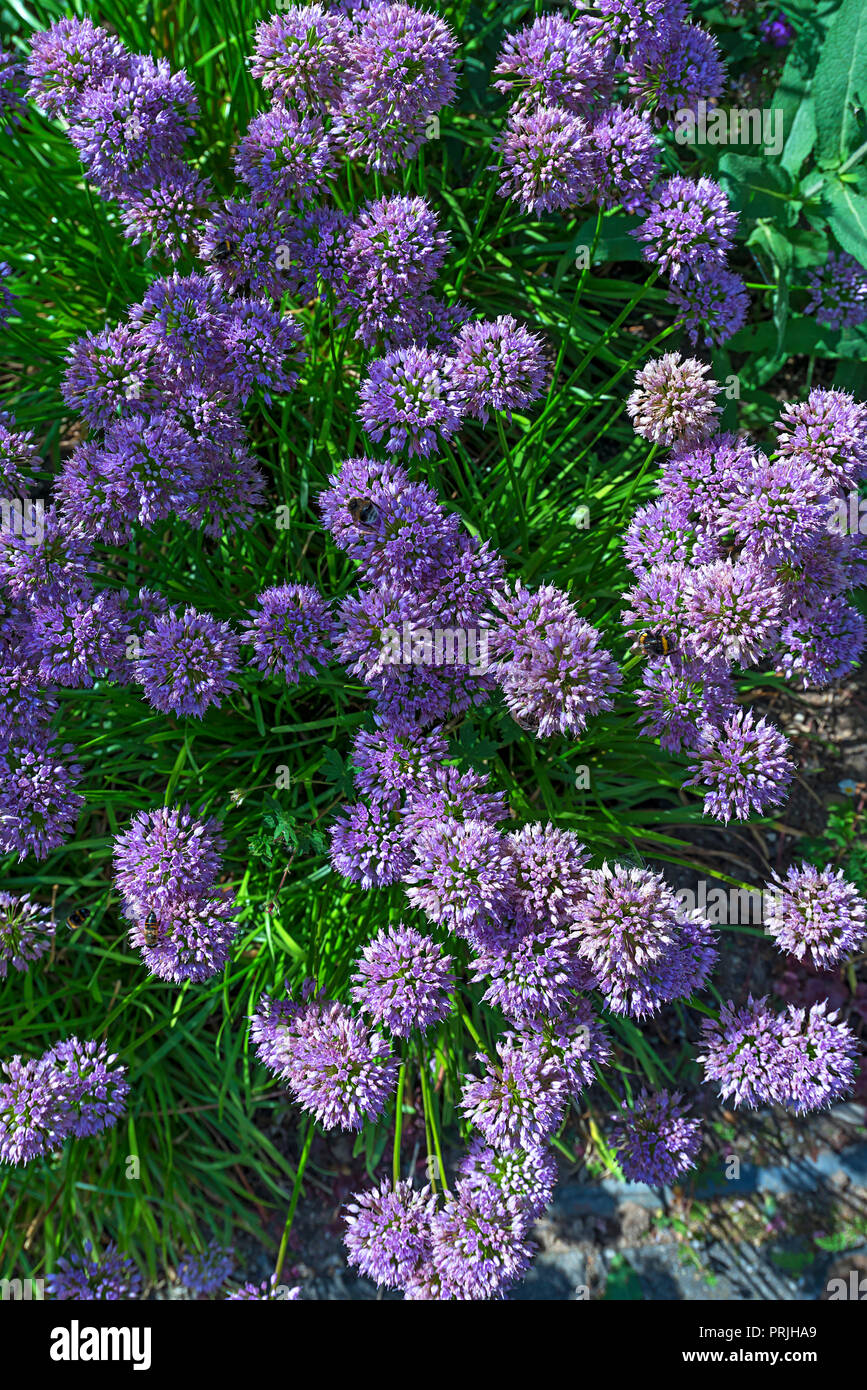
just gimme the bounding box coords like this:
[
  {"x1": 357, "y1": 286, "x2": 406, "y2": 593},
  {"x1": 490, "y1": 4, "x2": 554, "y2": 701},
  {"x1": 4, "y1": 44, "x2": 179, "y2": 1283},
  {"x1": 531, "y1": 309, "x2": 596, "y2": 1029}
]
[
  {"x1": 274, "y1": 1119, "x2": 314, "y2": 1281},
  {"x1": 583, "y1": 441, "x2": 658, "y2": 588},
  {"x1": 495, "y1": 412, "x2": 529, "y2": 553},
  {"x1": 417, "y1": 1041, "x2": 449, "y2": 1194},
  {"x1": 392, "y1": 1058, "x2": 406, "y2": 1188},
  {"x1": 543, "y1": 207, "x2": 604, "y2": 410},
  {"x1": 543, "y1": 319, "x2": 682, "y2": 460},
  {"x1": 453, "y1": 168, "x2": 501, "y2": 298},
  {"x1": 516, "y1": 271, "x2": 660, "y2": 460}
]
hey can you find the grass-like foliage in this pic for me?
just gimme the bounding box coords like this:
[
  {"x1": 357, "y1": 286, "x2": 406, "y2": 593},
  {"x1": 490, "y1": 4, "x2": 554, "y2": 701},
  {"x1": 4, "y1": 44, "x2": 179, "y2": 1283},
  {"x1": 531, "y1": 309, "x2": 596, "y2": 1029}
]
[{"x1": 0, "y1": 0, "x2": 865, "y2": 1300}]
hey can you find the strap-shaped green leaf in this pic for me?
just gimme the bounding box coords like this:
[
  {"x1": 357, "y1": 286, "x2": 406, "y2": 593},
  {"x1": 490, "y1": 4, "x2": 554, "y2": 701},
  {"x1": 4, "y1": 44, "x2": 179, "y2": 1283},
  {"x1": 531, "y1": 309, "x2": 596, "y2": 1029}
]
[{"x1": 814, "y1": 0, "x2": 867, "y2": 167}]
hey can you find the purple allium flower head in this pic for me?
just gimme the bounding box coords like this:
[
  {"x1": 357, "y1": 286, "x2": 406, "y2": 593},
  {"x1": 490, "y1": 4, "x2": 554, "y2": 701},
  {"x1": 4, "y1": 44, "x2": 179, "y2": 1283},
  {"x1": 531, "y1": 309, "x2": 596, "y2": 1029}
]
[
  {"x1": 0, "y1": 1035, "x2": 126, "y2": 1164},
  {"x1": 335, "y1": 583, "x2": 433, "y2": 683},
  {"x1": 62, "y1": 324, "x2": 156, "y2": 431},
  {"x1": 318, "y1": 454, "x2": 411, "y2": 544},
  {"x1": 775, "y1": 594, "x2": 865, "y2": 689},
  {"x1": 457, "y1": 1139, "x2": 558, "y2": 1220},
  {"x1": 216, "y1": 299, "x2": 305, "y2": 404},
  {"x1": 622, "y1": 560, "x2": 693, "y2": 649},
  {"x1": 341, "y1": 195, "x2": 449, "y2": 345},
  {"x1": 627, "y1": 352, "x2": 721, "y2": 448},
  {"x1": 114, "y1": 805, "x2": 225, "y2": 911},
  {"x1": 183, "y1": 443, "x2": 266, "y2": 540},
  {"x1": 774, "y1": 387, "x2": 867, "y2": 493},
  {"x1": 0, "y1": 733, "x2": 84, "y2": 861},
  {"x1": 351, "y1": 923, "x2": 455, "y2": 1036},
  {"x1": 439, "y1": 535, "x2": 506, "y2": 628},
  {"x1": 327, "y1": 474, "x2": 493, "y2": 605},
  {"x1": 0, "y1": 413, "x2": 39, "y2": 492},
  {"x1": 249, "y1": 4, "x2": 348, "y2": 109},
  {"x1": 321, "y1": 461, "x2": 458, "y2": 586},
  {"x1": 609, "y1": 1088, "x2": 701, "y2": 1186},
  {"x1": 684, "y1": 559, "x2": 783, "y2": 666},
  {"x1": 472, "y1": 923, "x2": 593, "y2": 1022},
  {"x1": 402, "y1": 1263, "x2": 461, "y2": 1300},
  {"x1": 102, "y1": 411, "x2": 204, "y2": 527},
  {"x1": 490, "y1": 583, "x2": 622, "y2": 738},
  {"x1": 760, "y1": 12, "x2": 795, "y2": 46},
  {"x1": 177, "y1": 1240, "x2": 234, "y2": 1295},
  {"x1": 351, "y1": 724, "x2": 448, "y2": 802},
  {"x1": 0, "y1": 1053, "x2": 70, "y2": 1164},
  {"x1": 505, "y1": 822, "x2": 591, "y2": 928},
  {"x1": 135, "y1": 607, "x2": 239, "y2": 719},
  {"x1": 0, "y1": 44, "x2": 28, "y2": 133},
  {"x1": 764, "y1": 864, "x2": 867, "y2": 971},
  {"x1": 330, "y1": 799, "x2": 412, "y2": 889},
  {"x1": 27, "y1": 18, "x2": 129, "y2": 118},
  {"x1": 407, "y1": 294, "x2": 475, "y2": 351},
  {"x1": 236, "y1": 107, "x2": 333, "y2": 204},
  {"x1": 45, "y1": 1036, "x2": 129, "y2": 1138},
  {"x1": 111, "y1": 419, "x2": 198, "y2": 523},
  {"x1": 404, "y1": 818, "x2": 515, "y2": 944},
  {"x1": 176, "y1": 385, "x2": 245, "y2": 461},
  {"x1": 805, "y1": 253, "x2": 867, "y2": 330},
  {"x1": 718, "y1": 455, "x2": 831, "y2": 567},
  {"x1": 226, "y1": 1275, "x2": 300, "y2": 1301},
  {"x1": 589, "y1": 104, "x2": 659, "y2": 212},
  {"x1": 667, "y1": 265, "x2": 750, "y2": 347},
  {"x1": 401, "y1": 766, "x2": 506, "y2": 839},
  {"x1": 635, "y1": 653, "x2": 736, "y2": 753},
  {"x1": 68, "y1": 54, "x2": 198, "y2": 195},
  {"x1": 493, "y1": 13, "x2": 616, "y2": 114},
  {"x1": 24, "y1": 588, "x2": 130, "y2": 688},
  {"x1": 578, "y1": 0, "x2": 684, "y2": 41},
  {"x1": 634, "y1": 176, "x2": 736, "y2": 278},
  {"x1": 700, "y1": 999, "x2": 786, "y2": 1109},
  {"x1": 242, "y1": 584, "x2": 335, "y2": 683},
  {"x1": 448, "y1": 315, "x2": 547, "y2": 424},
  {"x1": 624, "y1": 498, "x2": 691, "y2": 573},
  {"x1": 627, "y1": 19, "x2": 725, "y2": 116},
  {"x1": 55, "y1": 443, "x2": 138, "y2": 547},
  {"x1": 199, "y1": 198, "x2": 292, "y2": 300},
  {"x1": 371, "y1": 661, "x2": 494, "y2": 733},
  {"x1": 461, "y1": 1002, "x2": 608, "y2": 1150},
  {"x1": 0, "y1": 892, "x2": 54, "y2": 978},
  {"x1": 776, "y1": 1002, "x2": 861, "y2": 1113},
  {"x1": 684, "y1": 708, "x2": 793, "y2": 823},
  {"x1": 358, "y1": 347, "x2": 461, "y2": 457},
  {"x1": 657, "y1": 432, "x2": 758, "y2": 554},
  {"x1": 699, "y1": 996, "x2": 859, "y2": 1114},
  {"x1": 430, "y1": 1179, "x2": 534, "y2": 1301},
  {"x1": 128, "y1": 273, "x2": 221, "y2": 381},
  {"x1": 46, "y1": 1241, "x2": 142, "y2": 1301},
  {"x1": 119, "y1": 160, "x2": 214, "y2": 262},
  {"x1": 250, "y1": 984, "x2": 398, "y2": 1131},
  {"x1": 0, "y1": 649, "x2": 58, "y2": 737},
  {"x1": 0, "y1": 507, "x2": 94, "y2": 604},
  {"x1": 572, "y1": 863, "x2": 716, "y2": 1018},
  {"x1": 356, "y1": 594, "x2": 491, "y2": 687},
  {"x1": 335, "y1": 3, "x2": 458, "y2": 171},
  {"x1": 0, "y1": 262, "x2": 17, "y2": 325},
  {"x1": 129, "y1": 890, "x2": 239, "y2": 983},
  {"x1": 278, "y1": 205, "x2": 353, "y2": 300},
  {"x1": 493, "y1": 104, "x2": 593, "y2": 215},
  {"x1": 344, "y1": 1178, "x2": 437, "y2": 1288}
]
